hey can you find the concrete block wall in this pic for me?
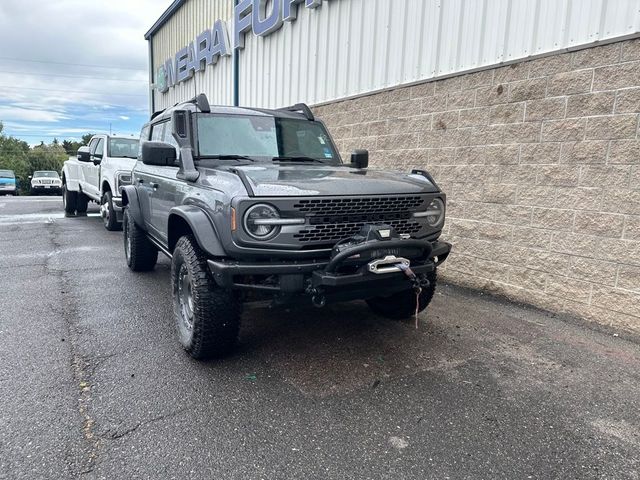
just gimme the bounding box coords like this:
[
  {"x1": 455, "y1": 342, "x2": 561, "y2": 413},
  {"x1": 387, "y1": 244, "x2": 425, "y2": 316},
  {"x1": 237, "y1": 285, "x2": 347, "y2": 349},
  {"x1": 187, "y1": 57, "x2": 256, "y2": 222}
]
[{"x1": 314, "y1": 38, "x2": 640, "y2": 333}]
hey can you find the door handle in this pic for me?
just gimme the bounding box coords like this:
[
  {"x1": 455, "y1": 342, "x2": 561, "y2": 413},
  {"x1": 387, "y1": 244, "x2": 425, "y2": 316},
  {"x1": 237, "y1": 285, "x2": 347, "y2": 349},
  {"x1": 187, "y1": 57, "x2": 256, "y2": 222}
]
[
  {"x1": 149, "y1": 182, "x2": 159, "y2": 190},
  {"x1": 136, "y1": 178, "x2": 144, "y2": 184}
]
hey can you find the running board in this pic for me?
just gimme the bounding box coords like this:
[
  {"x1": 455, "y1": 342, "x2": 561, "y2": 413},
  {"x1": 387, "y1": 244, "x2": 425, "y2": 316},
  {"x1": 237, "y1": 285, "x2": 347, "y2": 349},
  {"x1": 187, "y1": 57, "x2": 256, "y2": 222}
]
[{"x1": 147, "y1": 234, "x2": 172, "y2": 258}]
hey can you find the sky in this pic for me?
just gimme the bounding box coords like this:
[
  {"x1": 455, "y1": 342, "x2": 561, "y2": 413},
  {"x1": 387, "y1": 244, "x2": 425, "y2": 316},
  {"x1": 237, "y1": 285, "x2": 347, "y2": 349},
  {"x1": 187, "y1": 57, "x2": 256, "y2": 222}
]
[{"x1": 0, "y1": 0, "x2": 171, "y2": 145}]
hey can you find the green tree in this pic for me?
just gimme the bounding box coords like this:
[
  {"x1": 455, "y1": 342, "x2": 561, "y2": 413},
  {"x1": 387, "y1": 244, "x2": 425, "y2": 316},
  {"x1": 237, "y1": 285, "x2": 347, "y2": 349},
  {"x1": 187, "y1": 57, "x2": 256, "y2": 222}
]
[
  {"x1": 62, "y1": 139, "x2": 83, "y2": 155},
  {"x1": 81, "y1": 133, "x2": 94, "y2": 146},
  {"x1": 27, "y1": 143, "x2": 67, "y2": 173},
  {"x1": 0, "y1": 122, "x2": 30, "y2": 191}
]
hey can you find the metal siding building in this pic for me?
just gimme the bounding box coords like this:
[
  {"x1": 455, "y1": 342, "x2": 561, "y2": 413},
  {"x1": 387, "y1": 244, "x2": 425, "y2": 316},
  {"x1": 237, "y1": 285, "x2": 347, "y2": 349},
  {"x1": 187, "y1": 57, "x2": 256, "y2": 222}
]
[
  {"x1": 147, "y1": 0, "x2": 640, "y2": 111},
  {"x1": 146, "y1": 0, "x2": 640, "y2": 333}
]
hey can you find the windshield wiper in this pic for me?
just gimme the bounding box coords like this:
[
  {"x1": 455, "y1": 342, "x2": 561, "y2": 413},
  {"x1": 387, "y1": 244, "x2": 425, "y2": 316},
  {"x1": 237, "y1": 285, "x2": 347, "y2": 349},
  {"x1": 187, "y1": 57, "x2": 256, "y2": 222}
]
[
  {"x1": 114, "y1": 155, "x2": 138, "y2": 159},
  {"x1": 201, "y1": 155, "x2": 255, "y2": 162},
  {"x1": 272, "y1": 156, "x2": 323, "y2": 163}
]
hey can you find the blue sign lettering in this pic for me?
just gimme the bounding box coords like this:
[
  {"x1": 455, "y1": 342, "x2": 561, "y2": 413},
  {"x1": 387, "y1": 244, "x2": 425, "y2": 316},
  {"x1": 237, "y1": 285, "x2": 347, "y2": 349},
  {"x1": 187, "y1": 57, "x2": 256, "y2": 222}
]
[{"x1": 157, "y1": 0, "x2": 328, "y2": 93}]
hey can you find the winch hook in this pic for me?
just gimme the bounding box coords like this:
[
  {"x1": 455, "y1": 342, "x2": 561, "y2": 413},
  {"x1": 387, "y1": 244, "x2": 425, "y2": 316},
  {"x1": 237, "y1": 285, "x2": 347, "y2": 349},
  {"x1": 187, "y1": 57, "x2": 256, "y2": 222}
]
[{"x1": 307, "y1": 287, "x2": 326, "y2": 308}]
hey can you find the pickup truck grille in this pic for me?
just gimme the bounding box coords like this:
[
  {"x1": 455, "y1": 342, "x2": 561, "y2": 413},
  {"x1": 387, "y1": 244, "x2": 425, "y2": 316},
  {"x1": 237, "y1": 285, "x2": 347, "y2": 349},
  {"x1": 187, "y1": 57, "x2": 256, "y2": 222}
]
[{"x1": 291, "y1": 195, "x2": 428, "y2": 244}]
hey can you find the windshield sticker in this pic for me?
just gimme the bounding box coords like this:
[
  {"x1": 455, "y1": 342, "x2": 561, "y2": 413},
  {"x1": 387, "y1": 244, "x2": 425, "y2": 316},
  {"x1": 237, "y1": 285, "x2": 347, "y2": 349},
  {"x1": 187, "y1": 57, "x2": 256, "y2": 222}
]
[{"x1": 323, "y1": 148, "x2": 333, "y2": 158}]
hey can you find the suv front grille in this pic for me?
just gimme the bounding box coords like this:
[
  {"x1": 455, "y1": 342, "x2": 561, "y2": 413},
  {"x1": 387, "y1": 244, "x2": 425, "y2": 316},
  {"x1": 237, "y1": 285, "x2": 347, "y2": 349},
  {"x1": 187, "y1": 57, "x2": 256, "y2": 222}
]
[
  {"x1": 293, "y1": 196, "x2": 424, "y2": 215},
  {"x1": 291, "y1": 195, "x2": 428, "y2": 244}
]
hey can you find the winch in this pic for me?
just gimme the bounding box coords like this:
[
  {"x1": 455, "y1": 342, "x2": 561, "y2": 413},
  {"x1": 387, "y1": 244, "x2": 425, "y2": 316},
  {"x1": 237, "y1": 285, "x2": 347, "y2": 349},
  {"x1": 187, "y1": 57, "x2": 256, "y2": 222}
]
[{"x1": 329, "y1": 224, "x2": 424, "y2": 269}]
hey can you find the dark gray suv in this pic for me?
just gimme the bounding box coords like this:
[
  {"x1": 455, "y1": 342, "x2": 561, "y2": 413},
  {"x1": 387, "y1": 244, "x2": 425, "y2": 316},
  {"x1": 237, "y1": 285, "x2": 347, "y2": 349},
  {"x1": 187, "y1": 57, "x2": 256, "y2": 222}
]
[{"x1": 122, "y1": 94, "x2": 450, "y2": 360}]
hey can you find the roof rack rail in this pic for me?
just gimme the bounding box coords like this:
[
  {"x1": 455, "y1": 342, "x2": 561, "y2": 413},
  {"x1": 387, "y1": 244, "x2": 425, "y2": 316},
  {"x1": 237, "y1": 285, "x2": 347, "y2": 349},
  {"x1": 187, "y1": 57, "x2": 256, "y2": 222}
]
[
  {"x1": 150, "y1": 108, "x2": 166, "y2": 120},
  {"x1": 279, "y1": 103, "x2": 314, "y2": 121}
]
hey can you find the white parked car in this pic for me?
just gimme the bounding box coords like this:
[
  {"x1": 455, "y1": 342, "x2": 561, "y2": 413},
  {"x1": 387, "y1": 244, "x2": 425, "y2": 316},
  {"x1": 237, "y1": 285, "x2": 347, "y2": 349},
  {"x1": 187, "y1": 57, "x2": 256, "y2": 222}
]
[
  {"x1": 30, "y1": 171, "x2": 62, "y2": 195},
  {"x1": 61, "y1": 135, "x2": 139, "y2": 230}
]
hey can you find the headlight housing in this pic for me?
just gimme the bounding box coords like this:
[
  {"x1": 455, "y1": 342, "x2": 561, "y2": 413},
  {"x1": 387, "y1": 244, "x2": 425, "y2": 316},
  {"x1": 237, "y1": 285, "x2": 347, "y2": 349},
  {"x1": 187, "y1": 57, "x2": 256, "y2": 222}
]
[
  {"x1": 414, "y1": 198, "x2": 445, "y2": 227},
  {"x1": 243, "y1": 204, "x2": 281, "y2": 240},
  {"x1": 115, "y1": 172, "x2": 133, "y2": 192}
]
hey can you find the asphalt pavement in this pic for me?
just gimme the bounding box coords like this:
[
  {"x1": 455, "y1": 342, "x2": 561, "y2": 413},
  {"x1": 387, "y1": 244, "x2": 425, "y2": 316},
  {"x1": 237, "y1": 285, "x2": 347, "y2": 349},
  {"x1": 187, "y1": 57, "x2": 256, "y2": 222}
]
[{"x1": 0, "y1": 196, "x2": 639, "y2": 480}]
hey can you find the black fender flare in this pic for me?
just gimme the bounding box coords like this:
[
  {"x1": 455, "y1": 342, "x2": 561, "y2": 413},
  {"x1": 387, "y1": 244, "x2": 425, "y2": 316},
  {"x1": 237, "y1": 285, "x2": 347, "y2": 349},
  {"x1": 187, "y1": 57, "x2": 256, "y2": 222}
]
[
  {"x1": 168, "y1": 205, "x2": 226, "y2": 257},
  {"x1": 120, "y1": 186, "x2": 144, "y2": 227}
]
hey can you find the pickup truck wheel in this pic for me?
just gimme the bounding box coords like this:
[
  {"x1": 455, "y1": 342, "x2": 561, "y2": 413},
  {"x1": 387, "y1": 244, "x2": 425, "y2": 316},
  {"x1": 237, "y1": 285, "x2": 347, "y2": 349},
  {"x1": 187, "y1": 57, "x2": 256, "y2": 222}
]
[
  {"x1": 101, "y1": 191, "x2": 121, "y2": 231},
  {"x1": 62, "y1": 184, "x2": 77, "y2": 215},
  {"x1": 123, "y1": 209, "x2": 158, "y2": 271},
  {"x1": 76, "y1": 192, "x2": 89, "y2": 215},
  {"x1": 172, "y1": 235, "x2": 241, "y2": 359},
  {"x1": 366, "y1": 270, "x2": 437, "y2": 320}
]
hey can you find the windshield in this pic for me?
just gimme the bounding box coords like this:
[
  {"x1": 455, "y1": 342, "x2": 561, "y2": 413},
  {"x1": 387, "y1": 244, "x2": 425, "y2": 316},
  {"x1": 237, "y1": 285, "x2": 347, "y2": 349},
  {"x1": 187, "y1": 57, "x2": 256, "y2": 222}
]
[
  {"x1": 33, "y1": 171, "x2": 60, "y2": 178},
  {"x1": 196, "y1": 114, "x2": 340, "y2": 163},
  {"x1": 0, "y1": 170, "x2": 15, "y2": 178},
  {"x1": 109, "y1": 138, "x2": 139, "y2": 158}
]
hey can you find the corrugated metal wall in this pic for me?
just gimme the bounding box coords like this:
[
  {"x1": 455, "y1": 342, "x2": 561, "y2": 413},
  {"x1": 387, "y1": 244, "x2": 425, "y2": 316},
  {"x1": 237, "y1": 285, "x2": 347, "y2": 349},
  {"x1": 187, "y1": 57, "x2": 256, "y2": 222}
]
[
  {"x1": 150, "y1": 0, "x2": 640, "y2": 110},
  {"x1": 151, "y1": 0, "x2": 233, "y2": 111}
]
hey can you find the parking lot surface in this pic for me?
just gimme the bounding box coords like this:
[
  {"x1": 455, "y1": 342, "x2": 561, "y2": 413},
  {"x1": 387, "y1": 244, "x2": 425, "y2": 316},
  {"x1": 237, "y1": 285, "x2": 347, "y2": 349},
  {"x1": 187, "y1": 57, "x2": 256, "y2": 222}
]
[{"x1": 1, "y1": 196, "x2": 639, "y2": 479}]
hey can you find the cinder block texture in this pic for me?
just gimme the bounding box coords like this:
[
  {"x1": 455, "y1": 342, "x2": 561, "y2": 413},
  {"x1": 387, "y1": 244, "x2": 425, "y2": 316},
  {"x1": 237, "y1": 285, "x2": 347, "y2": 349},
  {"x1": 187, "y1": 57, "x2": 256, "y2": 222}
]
[{"x1": 314, "y1": 39, "x2": 640, "y2": 334}]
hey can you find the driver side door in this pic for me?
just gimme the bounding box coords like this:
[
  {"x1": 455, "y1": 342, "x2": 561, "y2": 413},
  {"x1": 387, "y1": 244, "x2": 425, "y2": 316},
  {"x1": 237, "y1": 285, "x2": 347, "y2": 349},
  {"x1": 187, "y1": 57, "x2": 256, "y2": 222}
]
[{"x1": 85, "y1": 137, "x2": 103, "y2": 199}]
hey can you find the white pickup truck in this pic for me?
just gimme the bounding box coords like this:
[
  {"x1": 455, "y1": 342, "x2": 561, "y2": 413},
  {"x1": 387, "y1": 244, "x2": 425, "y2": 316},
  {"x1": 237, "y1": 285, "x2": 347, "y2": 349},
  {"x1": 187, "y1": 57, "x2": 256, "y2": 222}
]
[{"x1": 61, "y1": 134, "x2": 139, "y2": 230}]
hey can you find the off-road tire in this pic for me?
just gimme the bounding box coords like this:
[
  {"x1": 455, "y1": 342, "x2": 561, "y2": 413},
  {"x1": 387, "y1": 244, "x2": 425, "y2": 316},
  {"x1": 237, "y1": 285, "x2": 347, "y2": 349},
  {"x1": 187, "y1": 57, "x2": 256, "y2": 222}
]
[
  {"x1": 366, "y1": 270, "x2": 438, "y2": 320},
  {"x1": 172, "y1": 235, "x2": 241, "y2": 360},
  {"x1": 102, "y1": 190, "x2": 121, "y2": 231},
  {"x1": 62, "y1": 184, "x2": 77, "y2": 215},
  {"x1": 76, "y1": 192, "x2": 89, "y2": 215},
  {"x1": 123, "y1": 209, "x2": 157, "y2": 271}
]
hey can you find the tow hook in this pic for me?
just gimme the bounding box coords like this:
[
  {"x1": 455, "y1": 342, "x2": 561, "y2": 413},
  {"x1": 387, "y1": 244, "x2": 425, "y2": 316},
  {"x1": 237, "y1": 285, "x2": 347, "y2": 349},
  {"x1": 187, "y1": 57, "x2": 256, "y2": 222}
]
[{"x1": 307, "y1": 287, "x2": 326, "y2": 308}]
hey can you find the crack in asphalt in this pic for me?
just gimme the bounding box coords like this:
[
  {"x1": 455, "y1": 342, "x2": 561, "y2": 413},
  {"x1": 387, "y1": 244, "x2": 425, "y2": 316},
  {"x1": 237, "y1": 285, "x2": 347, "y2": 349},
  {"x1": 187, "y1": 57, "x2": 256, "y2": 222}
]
[
  {"x1": 102, "y1": 407, "x2": 192, "y2": 441},
  {"x1": 44, "y1": 222, "x2": 103, "y2": 476}
]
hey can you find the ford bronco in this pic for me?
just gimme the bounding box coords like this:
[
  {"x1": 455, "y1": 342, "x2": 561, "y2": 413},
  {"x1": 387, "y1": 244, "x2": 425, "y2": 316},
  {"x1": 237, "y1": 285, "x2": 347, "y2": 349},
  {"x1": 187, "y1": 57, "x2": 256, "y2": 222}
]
[{"x1": 122, "y1": 94, "x2": 450, "y2": 359}]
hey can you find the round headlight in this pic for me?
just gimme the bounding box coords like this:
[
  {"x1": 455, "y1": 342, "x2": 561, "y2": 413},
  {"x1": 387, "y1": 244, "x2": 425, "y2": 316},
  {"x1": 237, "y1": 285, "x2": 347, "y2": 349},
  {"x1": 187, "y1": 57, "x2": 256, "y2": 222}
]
[
  {"x1": 425, "y1": 198, "x2": 445, "y2": 227},
  {"x1": 243, "y1": 204, "x2": 280, "y2": 240}
]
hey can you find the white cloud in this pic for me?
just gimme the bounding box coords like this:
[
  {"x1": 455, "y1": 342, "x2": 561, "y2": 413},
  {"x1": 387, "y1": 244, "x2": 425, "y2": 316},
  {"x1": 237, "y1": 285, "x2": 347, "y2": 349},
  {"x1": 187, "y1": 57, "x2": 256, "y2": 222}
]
[
  {"x1": 0, "y1": 0, "x2": 169, "y2": 139},
  {"x1": 0, "y1": 105, "x2": 69, "y2": 122}
]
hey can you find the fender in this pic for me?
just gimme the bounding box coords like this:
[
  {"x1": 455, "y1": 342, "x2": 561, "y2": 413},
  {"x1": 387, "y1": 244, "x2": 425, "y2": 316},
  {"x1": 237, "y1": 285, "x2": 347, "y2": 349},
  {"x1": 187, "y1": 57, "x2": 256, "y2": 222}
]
[
  {"x1": 168, "y1": 205, "x2": 226, "y2": 257},
  {"x1": 62, "y1": 162, "x2": 80, "y2": 192},
  {"x1": 120, "y1": 185, "x2": 144, "y2": 227}
]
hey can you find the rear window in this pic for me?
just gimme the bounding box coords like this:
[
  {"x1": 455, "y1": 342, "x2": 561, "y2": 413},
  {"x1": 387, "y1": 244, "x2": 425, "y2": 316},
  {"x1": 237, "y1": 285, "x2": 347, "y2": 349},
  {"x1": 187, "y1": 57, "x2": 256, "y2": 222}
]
[{"x1": 109, "y1": 138, "x2": 139, "y2": 158}]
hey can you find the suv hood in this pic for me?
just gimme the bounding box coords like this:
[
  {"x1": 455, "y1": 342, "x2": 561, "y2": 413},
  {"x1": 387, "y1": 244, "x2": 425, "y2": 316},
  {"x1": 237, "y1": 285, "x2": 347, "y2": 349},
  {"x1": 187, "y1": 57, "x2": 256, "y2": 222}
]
[{"x1": 222, "y1": 164, "x2": 439, "y2": 196}]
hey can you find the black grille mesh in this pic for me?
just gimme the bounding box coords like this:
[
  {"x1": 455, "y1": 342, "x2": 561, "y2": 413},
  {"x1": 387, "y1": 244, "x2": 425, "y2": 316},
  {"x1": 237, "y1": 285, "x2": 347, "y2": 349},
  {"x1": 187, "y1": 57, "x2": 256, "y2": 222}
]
[
  {"x1": 293, "y1": 196, "x2": 424, "y2": 215},
  {"x1": 292, "y1": 196, "x2": 426, "y2": 244}
]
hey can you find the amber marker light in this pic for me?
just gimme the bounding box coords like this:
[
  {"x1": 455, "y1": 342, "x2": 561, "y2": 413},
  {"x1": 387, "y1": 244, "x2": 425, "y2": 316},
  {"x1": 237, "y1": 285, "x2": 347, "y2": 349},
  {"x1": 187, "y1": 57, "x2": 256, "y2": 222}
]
[{"x1": 231, "y1": 207, "x2": 237, "y2": 231}]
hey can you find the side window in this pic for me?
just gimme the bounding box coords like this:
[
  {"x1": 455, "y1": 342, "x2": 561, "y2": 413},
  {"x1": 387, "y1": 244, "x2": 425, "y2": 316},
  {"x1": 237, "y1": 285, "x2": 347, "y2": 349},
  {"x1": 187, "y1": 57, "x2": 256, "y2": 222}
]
[
  {"x1": 161, "y1": 120, "x2": 179, "y2": 151},
  {"x1": 94, "y1": 138, "x2": 105, "y2": 157},
  {"x1": 138, "y1": 125, "x2": 150, "y2": 158},
  {"x1": 89, "y1": 138, "x2": 99, "y2": 154},
  {"x1": 151, "y1": 123, "x2": 165, "y2": 142}
]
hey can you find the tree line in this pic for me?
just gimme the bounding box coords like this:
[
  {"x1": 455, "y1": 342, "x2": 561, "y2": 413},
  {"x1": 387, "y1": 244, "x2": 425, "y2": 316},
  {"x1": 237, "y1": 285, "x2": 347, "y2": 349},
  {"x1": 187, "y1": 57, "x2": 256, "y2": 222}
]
[{"x1": 0, "y1": 122, "x2": 94, "y2": 193}]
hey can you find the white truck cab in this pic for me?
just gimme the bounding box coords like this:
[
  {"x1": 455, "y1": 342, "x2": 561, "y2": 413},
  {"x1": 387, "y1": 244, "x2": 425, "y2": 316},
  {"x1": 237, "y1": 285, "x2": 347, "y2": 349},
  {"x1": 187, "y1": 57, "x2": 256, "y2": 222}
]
[{"x1": 62, "y1": 135, "x2": 139, "y2": 230}]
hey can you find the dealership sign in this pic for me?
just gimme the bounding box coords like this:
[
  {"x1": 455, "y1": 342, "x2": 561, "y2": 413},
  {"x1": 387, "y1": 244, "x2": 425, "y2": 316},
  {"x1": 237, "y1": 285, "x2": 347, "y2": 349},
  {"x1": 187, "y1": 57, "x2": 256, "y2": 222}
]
[{"x1": 156, "y1": 0, "x2": 326, "y2": 94}]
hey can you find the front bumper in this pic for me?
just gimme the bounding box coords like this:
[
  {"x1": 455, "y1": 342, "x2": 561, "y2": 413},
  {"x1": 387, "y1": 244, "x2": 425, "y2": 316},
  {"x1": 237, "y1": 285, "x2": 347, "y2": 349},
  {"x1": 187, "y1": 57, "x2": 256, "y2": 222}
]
[
  {"x1": 31, "y1": 184, "x2": 61, "y2": 193},
  {"x1": 112, "y1": 196, "x2": 123, "y2": 209},
  {"x1": 208, "y1": 239, "x2": 451, "y2": 303}
]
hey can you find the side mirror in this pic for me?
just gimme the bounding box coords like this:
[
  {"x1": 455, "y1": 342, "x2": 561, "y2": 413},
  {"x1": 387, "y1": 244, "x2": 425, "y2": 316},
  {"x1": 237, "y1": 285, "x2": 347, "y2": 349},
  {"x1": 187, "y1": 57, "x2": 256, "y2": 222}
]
[
  {"x1": 77, "y1": 147, "x2": 91, "y2": 162},
  {"x1": 28, "y1": 175, "x2": 32, "y2": 180},
  {"x1": 141, "y1": 141, "x2": 177, "y2": 166},
  {"x1": 92, "y1": 153, "x2": 103, "y2": 166},
  {"x1": 351, "y1": 149, "x2": 369, "y2": 169}
]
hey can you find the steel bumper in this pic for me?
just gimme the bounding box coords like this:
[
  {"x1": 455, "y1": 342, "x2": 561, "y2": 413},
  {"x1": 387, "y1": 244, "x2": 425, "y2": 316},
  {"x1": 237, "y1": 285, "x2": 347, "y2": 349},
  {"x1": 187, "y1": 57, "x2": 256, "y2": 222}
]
[{"x1": 208, "y1": 240, "x2": 451, "y2": 295}]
